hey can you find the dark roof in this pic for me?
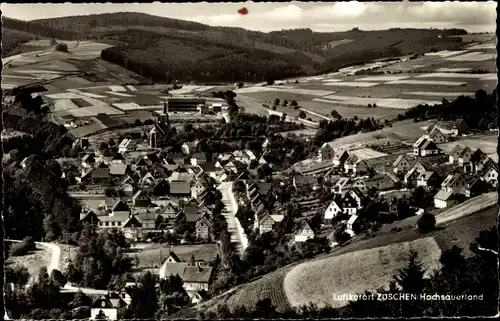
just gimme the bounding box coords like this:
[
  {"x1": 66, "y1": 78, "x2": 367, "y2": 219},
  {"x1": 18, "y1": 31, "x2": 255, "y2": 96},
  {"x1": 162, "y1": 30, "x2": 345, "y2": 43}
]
[
  {"x1": 90, "y1": 293, "x2": 127, "y2": 309},
  {"x1": 200, "y1": 161, "x2": 217, "y2": 172},
  {"x1": 192, "y1": 153, "x2": 207, "y2": 161},
  {"x1": 112, "y1": 153, "x2": 126, "y2": 161},
  {"x1": 123, "y1": 215, "x2": 142, "y2": 228},
  {"x1": 112, "y1": 199, "x2": 130, "y2": 212}
]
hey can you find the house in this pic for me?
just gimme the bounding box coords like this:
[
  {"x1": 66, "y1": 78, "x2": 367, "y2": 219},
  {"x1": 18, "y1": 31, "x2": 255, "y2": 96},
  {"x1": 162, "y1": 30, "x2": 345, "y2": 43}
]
[
  {"x1": 420, "y1": 139, "x2": 440, "y2": 156},
  {"x1": 318, "y1": 142, "x2": 335, "y2": 161},
  {"x1": 181, "y1": 141, "x2": 199, "y2": 155},
  {"x1": 294, "y1": 220, "x2": 315, "y2": 243},
  {"x1": 416, "y1": 171, "x2": 440, "y2": 188},
  {"x1": 448, "y1": 144, "x2": 466, "y2": 164},
  {"x1": 465, "y1": 177, "x2": 490, "y2": 198},
  {"x1": 73, "y1": 137, "x2": 90, "y2": 149},
  {"x1": 111, "y1": 199, "x2": 131, "y2": 217},
  {"x1": 82, "y1": 153, "x2": 96, "y2": 168},
  {"x1": 339, "y1": 193, "x2": 359, "y2": 215},
  {"x1": 118, "y1": 138, "x2": 136, "y2": 153},
  {"x1": 413, "y1": 136, "x2": 427, "y2": 156},
  {"x1": 109, "y1": 164, "x2": 129, "y2": 177},
  {"x1": 132, "y1": 190, "x2": 152, "y2": 208},
  {"x1": 159, "y1": 261, "x2": 214, "y2": 292},
  {"x1": 393, "y1": 155, "x2": 412, "y2": 174},
  {"x1": 332, "y1": 150, "x2": 350, "y2": 167},
  {"x1": 324, "y1": 199, "x2": 343, "y2": 224},
  {"x1": 333, "y1": 177, "x2": 352, "y2": 194},
  {"x1": 122, "y1": 215, "x2": 143, "y2": 240},
  {"x1": 482, "y1": 162, "x2": 498, "y2": 186},
  {"x1": 344, "y1": 154, "x2": 369, "y2": 175},
  {"x1": 195, "y1": 215, "x2": 213, "y2": 240},
  {"x1": 262, "y1": 138, "x2": 271, "y2": 151},
  {"x1": 363, "y1": 174, "x2": 397, "y2": 192},
  {"x1": 457, "y1": 146, "x2": 473, "y2": 166},
  {"x1": 346, "y1": 187, "x2": 366, "y2": 208},
  {"x1": 82, "y1": 161, "x2": 110, "y2": 183},
  {"x1": 136, "y1": 212, "x2": 157, "y2": 230},
  {"x1": 470, "y1": 149, "x2": 490, "y2": 172},
  {"x1": 97, "y1": 215, "x2": 129, "y2": 231},
  {"x1": 111, "y1": 153, "x2": 126, "y2": 164},
  {"x1": 90, "y1": 292, "x2": 128, "y2": 320},
  {"x1": 152, "y1": 179, "x2": 170, "y2": 197},
  {"x1": 426, "y1": 127, "x2": 447, "y2": 144},
  {"x1": 441, "y1": 173, "x2": 466, "y2": 194},
  {"x1": 158, "y1": 201, "x2": 179, "y2": 219},
  {"x1": 451, "y1": 118, "x2": 469, "y2": 137},
  {"x1": 190, "y1": 153, "x2": 207, "y2": 166},
  {"x1": 434, "y1": 189, "x2": 459, "y2": 208},
  {"x1": 258, "y1": 213, "x2": 284, "y2": 235},
  {"x1": 191, "y1": 179, "x2": 207, "y2": 199},
  {"x1": 346, "y1": 215, "x2": 360, "y2": 236},
  {"x1": 80, "y1": 209, "x2": 100, "y2": 226},
  {"x1": 140, "y1": 172, "x2": 157, "y2": 187}
]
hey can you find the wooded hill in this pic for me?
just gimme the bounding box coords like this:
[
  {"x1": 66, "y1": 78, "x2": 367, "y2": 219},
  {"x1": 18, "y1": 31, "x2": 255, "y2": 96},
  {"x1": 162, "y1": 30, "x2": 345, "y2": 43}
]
[{"x1": 5, "y1": 12, "x2": 469, "y2": 82}]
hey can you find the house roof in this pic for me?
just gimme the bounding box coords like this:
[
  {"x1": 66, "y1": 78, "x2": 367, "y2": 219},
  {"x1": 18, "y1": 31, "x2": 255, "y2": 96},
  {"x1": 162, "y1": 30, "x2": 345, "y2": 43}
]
[
  {"x1": 434, "y1": 189, "x2": 454, "y2": 201},
  {"x1": 296, "y1": 219, "x2": 313, "y2": 232},
  {"x1": 169, "y1": 171, "x2": 194, "y2": 182},
  {"x1": 428, "y1": 127, "x2": 444, "y2": 139},
  {"x1": 112, "y1": 153, "x2": 126, "y2": 161},
  {"x1": 123, "y1": 215, "x2": 142, "y2": 228},
  {"x1": 170, "y1": 181, "x2": 191, "y2": 195},
  {"x1": 421, "y1": 139, "x2": 439, "y2": 150},
  {"x1": 413, "y1": 135, "x2": 427, "y2": 148},
  {"x1": 470, "y1": 148, "x2": 485, "y2": 163},
  {"x1": 161, "y1": 263, "x2": 213, "y2": 283},
  {"x1": 450, "y1": 144, "x2": 466, "y2": 158},
  {"x1": 345, "y1": 154, "x2": 360, "y2": 165},
  {"x1": 442, "y1": 173, "x2": 462, "y2": 187},
  {"x1": 98, "y1": 215, "x2": 129, "y2": 222},
  {"x1": 417, "y1": 171, "x2": 435, "y2": 181},
  {"x1": 111, "y1": 199, "x2": 130, "y2": 212},
  {"x1": 347, "y1": 214, "x2": 359, "y2": 225},
  {"x1": 393, "y1": 155, "x2": 409, "y2": 167},
  {"x1": 137, "y1": 212, "x2": 157, "y2": 221},
  {"x1": 335, "y1": 177, "x2": 352, "y2": 188},
  {"x1": 199, "y1": 161, "x2": 217, "y2": 172},
  {"x1": 458, "y1": 146, "x2": 472, "y2": 158},
  {"x1": 82, "y1": 154, "x2": 95, "y2": 162},
  {"x1": 191, "y1": 153, "x2": 207, "y2": 161},
  {"x1": 91, "y1": 293, "x2": 128, "y2": 309},
  {"x1": 333, "y1": 149, "x2": 349, "y2": 161},
  {"x1": 294, "y1": 175, "x2": 317, "y2": 187},
  {"x1": 109, "y1": 164, "x2": 128, "y2": 176}
]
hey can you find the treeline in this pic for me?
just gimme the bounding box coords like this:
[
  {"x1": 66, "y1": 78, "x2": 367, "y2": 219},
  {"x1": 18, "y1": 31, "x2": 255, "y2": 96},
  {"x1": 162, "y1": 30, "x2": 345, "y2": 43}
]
[
  {"x1": 100, "y1": 29, "x2": 311, "y2": 83},
  {"x1": 398, "y1": 89, "x2": 497, "y2": 130},
  {"x1": 2, "y1": 17, "x2": 77, "y2": 40},
  {"x1": 203, "y1": 227, "x2": 497, "y2": 319}
]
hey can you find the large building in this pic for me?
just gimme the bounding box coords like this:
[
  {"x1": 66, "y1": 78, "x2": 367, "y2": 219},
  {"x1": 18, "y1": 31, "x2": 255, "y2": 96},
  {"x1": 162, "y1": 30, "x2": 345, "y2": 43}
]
[{"x1": 166, "y1": 97, "x2": 206, "y2": 112}]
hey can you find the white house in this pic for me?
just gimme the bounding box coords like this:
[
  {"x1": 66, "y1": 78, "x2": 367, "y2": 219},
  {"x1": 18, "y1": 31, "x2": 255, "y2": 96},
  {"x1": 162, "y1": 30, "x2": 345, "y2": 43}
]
[
  {"x1": 346, "y1": 215, "x2": 359, "y2": 236},
  {"x1": 118, "y1": 139, "x2": 136, "y2": 154},
  {"x1": 90, "y1": 292, "x2": 129, "y2": 320},
  {"x1": 324, "y1": 199, "x2": 343, "y2": 224},
  {"x1": 393, "y1": 155, "x2": 412, "y2": 174},
  {"x1": 294, "y1": 220, "x2": 315, "y2": 243},
  {"x1": 318, "y1": 142, "x2": 335, "y2": 161}
]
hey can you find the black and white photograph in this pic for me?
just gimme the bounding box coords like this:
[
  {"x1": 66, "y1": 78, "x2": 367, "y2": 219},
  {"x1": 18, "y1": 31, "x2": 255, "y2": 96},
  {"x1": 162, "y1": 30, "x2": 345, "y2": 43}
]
[{"x1": 1, "y1": 1, "x2": 498, "y2": 320}]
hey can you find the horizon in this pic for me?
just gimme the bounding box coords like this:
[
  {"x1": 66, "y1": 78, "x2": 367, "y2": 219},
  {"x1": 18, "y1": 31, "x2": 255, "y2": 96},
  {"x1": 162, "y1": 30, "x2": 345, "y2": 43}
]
[{"x1": 1, "y1": 2, "x2": 497, "y2": 33}]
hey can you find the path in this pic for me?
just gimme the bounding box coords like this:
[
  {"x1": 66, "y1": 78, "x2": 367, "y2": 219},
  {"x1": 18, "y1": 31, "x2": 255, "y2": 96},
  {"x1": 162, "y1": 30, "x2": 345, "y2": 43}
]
[
  {"x1": 299, "y1": 107, "x2": 330, "y2": 121},
  {"x1": 217, "y1": 181, "x2": 248, "y2": 257}
]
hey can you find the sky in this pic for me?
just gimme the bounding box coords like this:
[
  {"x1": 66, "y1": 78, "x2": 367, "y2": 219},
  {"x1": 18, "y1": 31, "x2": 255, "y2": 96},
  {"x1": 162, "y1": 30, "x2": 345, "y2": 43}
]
[{"x1": 1, "y1": 1, "x2": 497, "y2": 33}]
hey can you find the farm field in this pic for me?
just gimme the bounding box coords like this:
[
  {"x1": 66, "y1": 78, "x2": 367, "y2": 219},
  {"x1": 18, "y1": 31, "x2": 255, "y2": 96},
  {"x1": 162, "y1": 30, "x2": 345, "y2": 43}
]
[
  {"x1": 129, "y1": 243, "x2": 219, "y2": 270},
  {"x1": 300, "y1": 101, "x2": 401, "y2": 120},
  {"x1": 283, "y1": 237, "x2": 442, "y2": 309},
  {"x1": 435, "y1": 192, "x2": 497, "y2": 225},
  {"x1": 349, "y1": 148, "x2": 388, "y2": 160}
]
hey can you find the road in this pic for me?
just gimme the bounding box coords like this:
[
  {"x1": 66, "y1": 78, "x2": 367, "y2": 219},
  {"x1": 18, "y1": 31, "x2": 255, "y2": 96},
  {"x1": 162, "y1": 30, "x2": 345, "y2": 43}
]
[
  {"x1": 217, "y1": 181, "x2": 248, "y2": 257},
  {"x1": 5, "y1": 239, "x2": 108, "y2": 295},
  {"x1": 299, "y1": 107, "x2": 330, "y2": 121}
]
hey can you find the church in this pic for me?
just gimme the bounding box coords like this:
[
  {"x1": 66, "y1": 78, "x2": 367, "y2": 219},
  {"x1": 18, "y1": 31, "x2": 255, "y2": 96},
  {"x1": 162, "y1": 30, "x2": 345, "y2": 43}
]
[{"x1": 148, "y1": 100, "x2": 171, "y2": 148}]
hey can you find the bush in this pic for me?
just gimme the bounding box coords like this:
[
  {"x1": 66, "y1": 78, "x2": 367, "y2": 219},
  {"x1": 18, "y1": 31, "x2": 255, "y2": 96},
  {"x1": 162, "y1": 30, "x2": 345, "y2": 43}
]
[
  {"x1": 10, "y1": 237, "x2": 36, "y2": 256},
  {"x1": 298, "y1": 111, "x2": 306, "y2": 119},
  {"x1": 55, "y1": 43, "x2": 69, "y2": 52},
  {"x1": 50, "y1": 269, "x2": 67, "y2": 288},
  {"x1": 417, "y1": 213, "x2": 436, "y2": 233}
]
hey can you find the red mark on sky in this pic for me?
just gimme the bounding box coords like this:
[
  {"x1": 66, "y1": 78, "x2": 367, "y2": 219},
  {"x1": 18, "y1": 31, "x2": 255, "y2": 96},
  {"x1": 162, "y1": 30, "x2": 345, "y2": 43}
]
[{"x1": 238, "y1": 7, "x2": 248, "y2": 15}]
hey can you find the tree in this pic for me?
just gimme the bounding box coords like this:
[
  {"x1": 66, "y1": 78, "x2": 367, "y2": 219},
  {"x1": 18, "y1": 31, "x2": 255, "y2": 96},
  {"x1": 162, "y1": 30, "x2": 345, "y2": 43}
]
[
  {"x1": 291, "y1": 100, "x2": 298, "y2": 107},
  {"x1": 267, "y1": 79, "x2": 275, "y2": 86},
  {"x1": 50, "y1": 269, "x2": 67, "y2": 288},
  {"x1": 95, "y1": 310, "x2": 108, "y2": 320},
  {"x1": 55, "y1": 43, "x2": 68, "y2": 52},
  {"x1": 298, "y1": 111, "x2": 306, "y2": 119},
  {"x1": 50, "y1": 38, "x2": 57, "y2": 46},
  {"x1": 128, "y1": 271, "x2": 159, "y2": 318},
  {"x1": 282, "y1": 99, "x2": 288, "y2": 106},
  {"x1": 274, "y1": 98, "x2": 280, "y2": 106},
  {"x1": 134, "y1": 119, "x2": 142, "y2": 126},
  {"x1": 417, "y1": 212, "x2": 436, "y2": 233}
]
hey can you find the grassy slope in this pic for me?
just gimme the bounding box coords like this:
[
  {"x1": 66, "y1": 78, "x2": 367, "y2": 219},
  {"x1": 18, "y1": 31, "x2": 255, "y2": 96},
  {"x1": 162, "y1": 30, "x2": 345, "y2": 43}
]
[
  {"x1": 2, "y1": 28, "x2": 40, "y2": 56},
  {"x1": 173, "y1": 197, "x2": 497, "y2": 317}
]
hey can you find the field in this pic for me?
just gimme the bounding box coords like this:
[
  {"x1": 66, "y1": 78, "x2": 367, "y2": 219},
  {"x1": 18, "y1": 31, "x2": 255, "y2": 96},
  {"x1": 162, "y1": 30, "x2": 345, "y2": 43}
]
[
  {"x1": 349, "y1": 148, "x2": 388, "y2": 160},
  {"x1": 283, "y1": 237, "x2": 442, "y2": 309},
  {"x1": 435, "y1": 192, "x2": 497, "y2": 225},
  {"x1": 129, "y1": 243, "x2": 219, "y2": 270}
]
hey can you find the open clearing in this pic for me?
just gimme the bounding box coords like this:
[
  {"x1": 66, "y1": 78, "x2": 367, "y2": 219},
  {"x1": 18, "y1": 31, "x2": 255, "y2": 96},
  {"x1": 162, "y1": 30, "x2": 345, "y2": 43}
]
[
  {"x1": 350, "y1": 148, "x2": 388, "y2": 160},
  {"x1": 386, "y1": 80, "x2": 467, "y2": 86},
  {"x1": 284, "y1": 237, "x2": 441, "y2": 309},
  {"x1": 406, "y1": 91, "x2": 476, "y2": 97},
  {"x1": 67, "y1": 105, "x2": 124, "y2": 117},
  {"x1": 106, "y1": 91, "x2": 135, "y2": 97},
  {"x1": 425, "y1": 50, "x2": 468, "y2": 58},
  {"x1": 236, "y1": 87, "x2": 334, "y2": 97},
  {"x1": 436, "y1": 67, "x2": 472, "y2": 72},
  {"x1": 357, "y1": 76, "x2": 410, "y2": 82},
  {"x1": 446, "y1": 52, "x2": 495, "y2": 62},
  {"x1": 414, "y1": 72, "x2": 497, "y2": 79},
  {"x1": 322, "y1": 82, "x2": 380, "y2": 87},
  {"x1": 129, "y1": 243, "x2": 219, "y2": 270},
  {"x1": 315, "y1": 96, "x2": 440, "y2": 109}
]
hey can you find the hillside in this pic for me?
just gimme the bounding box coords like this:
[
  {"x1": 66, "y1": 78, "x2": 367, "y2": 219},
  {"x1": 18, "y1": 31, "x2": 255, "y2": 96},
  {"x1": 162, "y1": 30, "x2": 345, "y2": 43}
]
[
  {"x1": 19, "y1": 12, "x2": 470, "y2": 83},
  {"x1": 1, "y1": 28, "x2": 40, "y2": 56}
]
